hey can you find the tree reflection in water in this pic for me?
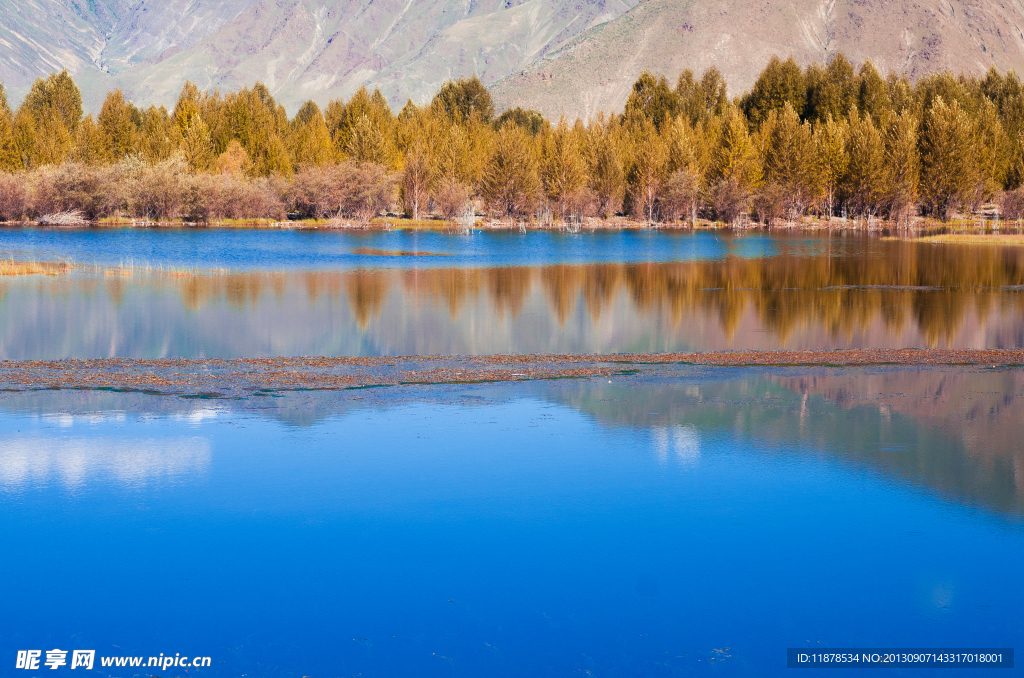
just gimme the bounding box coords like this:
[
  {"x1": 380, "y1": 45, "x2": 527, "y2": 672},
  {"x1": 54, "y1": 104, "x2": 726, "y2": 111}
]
[{"x1": 2, "y1": 239, "x2": 1024, "y2": 356}]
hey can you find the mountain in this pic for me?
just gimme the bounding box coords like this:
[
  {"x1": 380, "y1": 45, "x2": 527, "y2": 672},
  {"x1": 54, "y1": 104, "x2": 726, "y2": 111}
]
[
  {"x1": 5, "y1": 0, "x2": 1024, "y2": 117},
  {"x1": 0, "y1": 0, "x2": 636, "y2": 112},
  {"x1": 490, "y1": 0, "x2": 1024, "y2": 120}
]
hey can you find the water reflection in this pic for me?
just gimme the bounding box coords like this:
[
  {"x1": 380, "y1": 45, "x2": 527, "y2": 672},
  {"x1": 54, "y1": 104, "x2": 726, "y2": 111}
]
[
  {"x1": 651, "y1": 425, "x2": 701, "y2": 466},
  {"x1": 551, "y1": 368, "x2": 1024, "y2": 515},
  {"x1": 0, "y1": 365, "x2": 1018, "y2": 516},
  {"x1": 1, "y1": 371, "x2": 1020, "y2": 678},
  {"x1": 2, "y1": 241, "x2": 1024, "y2": 358},
  {"x1": 0, "y1": 433, "x2": 211, "y2": 490}
]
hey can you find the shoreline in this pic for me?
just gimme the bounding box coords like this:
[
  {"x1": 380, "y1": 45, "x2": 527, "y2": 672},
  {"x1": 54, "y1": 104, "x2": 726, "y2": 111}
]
[
  {"x1": 2, "y1": 349, "x2": 1021, "y2": 395},
  {"x1": 3, "y1": 217, "x2": 1024, "y2": 238}
]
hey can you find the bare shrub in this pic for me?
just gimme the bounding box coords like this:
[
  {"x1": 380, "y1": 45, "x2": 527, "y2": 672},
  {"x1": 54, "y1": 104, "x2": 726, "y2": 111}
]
[
  {"x1": 194, "y1": 174, "x2": 286, "y2": 222},
  {"x1": 751, "y1": 182, "x2": 788, "y2": 225},
  {"x1": 237, "y1": 177, "x2": 286, "y2": 220},
  {"x1": 997, "y1": 188, "x2": 1024, "y2": 220},
  {"x1": 561, "y1": 186, "x2": 598, "y2": 221},
  {"x1": 289, "y1": 164, "x2": 340, "y2": 219},
  {"x1": 31, "y1": 163, "x2": 123, "y2": 220},
  {"x1": 180, "y1": 173, "x2": 213, "y2": 222},
  {"x1": 710, "y1": 177, "x2": 749, "y2": 224},
  {"x1": 38, "y1": 209, "x2": 88, "y2": 226},
  {"x1": 288, "y1": 161, "x2": 393, "y2": 223},
  {"x1": 432, "y1": 177, "x2": 472, "y2": 220},
  {"x1": 338, "y1": 161, "x2": 396, "y2": 223},
  {"x1": 0, "y1": 172, "x2": 31, "y2": 222},
  {"x1": 660, "y1": 169, "x2": 701, "y2": 224},
  {"x1": 131, "y1": 157, "x2": 188, "y2": 221}
]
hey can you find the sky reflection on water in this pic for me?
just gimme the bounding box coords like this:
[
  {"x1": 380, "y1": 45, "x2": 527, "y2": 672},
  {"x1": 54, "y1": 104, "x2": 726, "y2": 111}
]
[
  {"x1": 0, "y1": 369, "x2": 1020, "y2": 677},
  {"x1": 0, "y1": 228, "x2": 786, "y2": 270}
]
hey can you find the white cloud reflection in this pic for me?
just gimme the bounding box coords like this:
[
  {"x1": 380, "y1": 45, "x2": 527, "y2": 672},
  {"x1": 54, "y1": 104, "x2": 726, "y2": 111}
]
[
  {"x1": 0, "y1": 436, "x2": 211, "y2": 490},
  {"x1": 652, "y1": 425, "x2": 701, "y2": 466}
]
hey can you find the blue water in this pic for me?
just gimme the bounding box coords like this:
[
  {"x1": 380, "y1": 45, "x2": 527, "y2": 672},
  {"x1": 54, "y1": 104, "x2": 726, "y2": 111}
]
[
  {"x1": 1, "y1": 374, "x2": 1020, "y2": 677},
  {"x1": 0, "y1": 227, "x2": 848, "y2": 270}
]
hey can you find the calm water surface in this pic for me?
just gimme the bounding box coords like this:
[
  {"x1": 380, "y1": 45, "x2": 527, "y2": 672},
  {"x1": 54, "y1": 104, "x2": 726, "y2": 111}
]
[
  {"x1": 0, "y1": 369, "x2": 1020, "y2": 676},
  {"x1": 0, "y1": 228, "x2": 789, "y2": 269},
  {"x1": 2, "y1": 230, "x2": 1024, "y2": 357}
]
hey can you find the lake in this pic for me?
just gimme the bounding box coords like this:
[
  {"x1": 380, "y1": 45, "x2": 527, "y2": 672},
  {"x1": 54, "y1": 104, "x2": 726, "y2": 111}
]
[
  {"x1": 1, "y1": 227, "x2": 1021, "y2": 676},
  {"x1": 2, "y1": 229, "x2": 1024, "y2": 358},
  {"x1": 0, "y1": 367, "x2": 1020, "y2": 676}
]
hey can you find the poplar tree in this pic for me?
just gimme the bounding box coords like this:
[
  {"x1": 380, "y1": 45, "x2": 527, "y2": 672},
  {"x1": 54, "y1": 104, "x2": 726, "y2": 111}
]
[
  {"x1": 402, "y1": 140, "x2": 436, "y2": 220},
  {"x1": 919, "y1": 96, "x2": 976, "y2": 219},
  {"x1": 481, "y1": 124, "x2": 540, "y2": 218},
  {"x1": 842, "y1": 109, "x2": 886, "y2": 217},
  {"x1": 435, "y1": 122, "x2": 474, "y2": 187},
  {"x1": 172, "y1": 82, "x2": 203, "y2": 132},
  {"x1": 23, "y1": 70, "x2": 83, "y2": 133},
  {"x1": 710, "y1": 107, "x2": 761, "y2": 188},
  {"x1": 0, "y1": 82, "x2": 20, "y2": 171},
  {"x1": 540, "y1": 117, "x2": 588, "y2": 218},
  {"x1": 887, "y1": 73, "x2": 915, "y2": 115},
  {"x1": 585, "y1": 115, "x2": 625, "y2": 218},
  {"x1": 288, "y1": 100, "x2": 334, "y2": 167},
  {"x1": 624, "y1": 119, "x2": 668, "y2": 222},
  {"x1": 760, "y1": 102, "x2": 816, "y2": 216},
  {"x1": 431, "y1": 75, "x2": 494, "y2": 124},
  {"x1": 624, "y1": 71, "x2": 678, "y2": 131},
  {"x1": 98, "y1": 89, "x2": 140, "y2": 161},
  {"x1": 179, "y1": 113, "x2": 213, "y2": 172},
  {"x1": 18, "y1": 70, "x2": 82, "y2": 165},
  {"x1": 676, "y1": 67, "x2": 729, "y2": 123},
  {"x1": 708, "y1": 108, "x2": 761, "y2": 222},
  {"x1": 228, "y1": 84, "x2": 290, "y2": 175},
  {"x1": 805, "y1": 53, "x2": 857, "y2": 122},
  {"x1": 71, "y1": 115, "x2": 106, "y2": 165},
  {"x1": 663, "y1": 115, "x2": 710, "y2": 223},
  {"x1": 882, "y1": 110, "x2": 920, "y2": 223},
  {"x1": 857, "y1": 60, "x2": 892, "y2": 121},
  {"x1": 813, "y1": 114, "x2": 848, "y2": 218},
  {"x1": 742, "y1": 56, "x2": 806, "y2": 125},
  {"x1": 140, "y1": 106, "x2": 174, "y2": 162},
  {"x1": 915, "y1": 72, "x2": 971, "y2": 117},
  {"x1": 665, "y1": 114, "x2": 710, "y2": 180},
  {"x1": 325, "y1": 89, "x2": 364, "y2": 157},
  {"x1": 973, "y1": 98, "x2": 1009, "y2": 206},
  {"x1": 347, "y1": 114, "x2": 396, "y2": 167},
  {"x1": 328, "y1": 88, "x2": 396, "y2": 166},
  {"x1": 494, "y1": 107, "x2": 545, "y2": 135}
]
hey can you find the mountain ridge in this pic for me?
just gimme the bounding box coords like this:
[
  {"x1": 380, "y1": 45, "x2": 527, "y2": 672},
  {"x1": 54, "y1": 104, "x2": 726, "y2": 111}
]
[
  {"x1": 490, "y1": 0, "x2": 1024, "y2": 119},
  {"x1": 4, "y1": 0, "x2": 1024, "y2": 116},
  {"x1": 0, "y1": 0, "x2": 637, "y2": 113}
]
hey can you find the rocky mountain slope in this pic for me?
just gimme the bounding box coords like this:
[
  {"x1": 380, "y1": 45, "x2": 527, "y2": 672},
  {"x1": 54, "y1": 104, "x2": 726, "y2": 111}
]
[
  {"x1": 0, "y1": 0, "x2": 635, "y2": 112},
  {"x1": 5, "y1": 0, "x2": 1024, "y2": 117},
  {"x1": 490, "y1": 0, "x2": 1024, "y2": 120}
]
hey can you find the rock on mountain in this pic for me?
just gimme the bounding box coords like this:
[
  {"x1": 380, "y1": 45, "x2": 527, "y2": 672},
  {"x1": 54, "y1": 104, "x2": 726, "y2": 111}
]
[{"x1": 490, "y1": 0, "x2": 1024, "y2": 120}]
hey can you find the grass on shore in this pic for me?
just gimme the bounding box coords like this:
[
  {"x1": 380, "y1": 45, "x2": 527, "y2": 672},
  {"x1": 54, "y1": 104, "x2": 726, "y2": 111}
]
[
  {"x1": 917, "y1": 234, "x2": 1024, "y2": 245},
  {"x1": 0, "y1": 259, "x2": 73, "y2": 276}
]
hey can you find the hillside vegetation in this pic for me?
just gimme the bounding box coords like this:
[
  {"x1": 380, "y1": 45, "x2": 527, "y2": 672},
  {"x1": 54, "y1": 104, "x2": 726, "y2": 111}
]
[{"x1": 2, "y1": 57, "x2": 1024, "y2": 226}]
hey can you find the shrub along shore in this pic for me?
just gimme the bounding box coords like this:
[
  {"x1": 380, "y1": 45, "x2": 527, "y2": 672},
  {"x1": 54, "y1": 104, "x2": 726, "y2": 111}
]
[{"x1": 4, "y1": 55, "x2": 1024, "y2": 230}]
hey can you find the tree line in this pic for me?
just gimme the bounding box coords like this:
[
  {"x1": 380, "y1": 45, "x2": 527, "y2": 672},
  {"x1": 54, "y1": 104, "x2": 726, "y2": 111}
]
[{"x1": 3, "y1": 55, "x2": 1024, "y2": 224}]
